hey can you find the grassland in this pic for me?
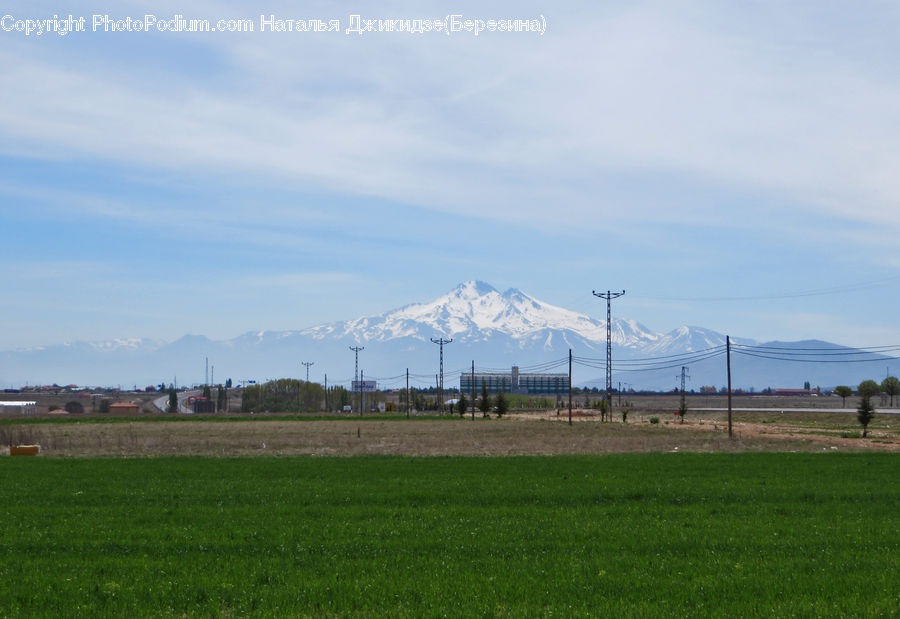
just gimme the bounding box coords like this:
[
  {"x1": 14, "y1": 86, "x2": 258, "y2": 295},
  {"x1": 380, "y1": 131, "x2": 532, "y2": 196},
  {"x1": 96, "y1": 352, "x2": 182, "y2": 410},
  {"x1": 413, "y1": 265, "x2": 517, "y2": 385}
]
[
  {"x1": 1, "y1": 454, "x2": 898, "y2": 616},
  {"x1": 0, "y1": 415, "x2": 869, "y2": 456}
]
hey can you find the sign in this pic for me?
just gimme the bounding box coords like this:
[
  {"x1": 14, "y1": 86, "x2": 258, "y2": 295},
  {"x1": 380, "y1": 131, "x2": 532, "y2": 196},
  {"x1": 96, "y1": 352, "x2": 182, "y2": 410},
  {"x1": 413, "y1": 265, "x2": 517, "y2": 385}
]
[{"x1": 352, "y1": 380, "x2": 377, "y2": 392}]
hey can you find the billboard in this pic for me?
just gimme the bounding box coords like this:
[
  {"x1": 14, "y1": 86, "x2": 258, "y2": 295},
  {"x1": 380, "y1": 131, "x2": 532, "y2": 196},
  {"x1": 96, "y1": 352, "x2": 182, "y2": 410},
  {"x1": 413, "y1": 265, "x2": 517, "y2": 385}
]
[{"x1": 352, "y1": 380, "x2": 377, "y2": 392}]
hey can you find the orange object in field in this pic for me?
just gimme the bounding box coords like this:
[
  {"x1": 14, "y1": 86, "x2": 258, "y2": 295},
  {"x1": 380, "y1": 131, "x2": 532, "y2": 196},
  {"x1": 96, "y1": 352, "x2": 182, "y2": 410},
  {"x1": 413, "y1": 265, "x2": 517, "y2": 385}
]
[{"x1": 10, "y1": 445, "x2": 40, "y2": 456}]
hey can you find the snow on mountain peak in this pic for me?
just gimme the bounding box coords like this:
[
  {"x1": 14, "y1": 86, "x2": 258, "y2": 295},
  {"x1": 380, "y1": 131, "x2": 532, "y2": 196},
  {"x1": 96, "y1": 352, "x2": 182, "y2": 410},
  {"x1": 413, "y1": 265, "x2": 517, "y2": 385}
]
[{"x1": 300, "y1": 282, "x2": 659, "y2": 346}]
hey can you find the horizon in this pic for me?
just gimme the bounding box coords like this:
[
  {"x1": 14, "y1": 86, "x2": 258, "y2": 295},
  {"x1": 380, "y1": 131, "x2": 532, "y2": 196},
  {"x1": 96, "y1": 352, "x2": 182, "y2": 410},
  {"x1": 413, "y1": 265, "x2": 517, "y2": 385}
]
[{"x1": 3, "y1": 2, "x2": 900, "y2": 353}]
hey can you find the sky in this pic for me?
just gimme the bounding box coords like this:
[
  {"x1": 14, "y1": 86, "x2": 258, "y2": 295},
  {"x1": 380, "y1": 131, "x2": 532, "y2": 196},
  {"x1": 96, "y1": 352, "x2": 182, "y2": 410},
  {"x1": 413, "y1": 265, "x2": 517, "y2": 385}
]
[{"x1": 2, "y1": 0, "x2": 900, "y2": 350}]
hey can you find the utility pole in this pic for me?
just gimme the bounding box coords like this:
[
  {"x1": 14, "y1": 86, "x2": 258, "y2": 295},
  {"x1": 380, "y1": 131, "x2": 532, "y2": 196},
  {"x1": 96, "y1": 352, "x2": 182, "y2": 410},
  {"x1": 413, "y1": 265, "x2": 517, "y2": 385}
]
[
  {"x1": 361, "y1": 370, "x2": 365, "y2": 415},
  {"x1": 471, "y1": 361, "x2": 476, "y2": 421},
  {"x1": 568, "y1": 349, "x2": 573, "y2": 426},
  {"x1": 592, "y1": 290, "x2": 625, "y2": 420},
  {"x1": 349, "y1": 346, "x2": 364, "y2": 414},
  {"x1": 301, "y1": 361, "x2": 314, "y2": 383},
  {"x1": 406, "y1": 368, "x2": 410, "y2": 418},
  {"x1": 726, "y1": 336, "x2": 733, "y2": 438},
  {"x1": 430, "y1": 337, "x2": 453, "y2": 414},
  {"x1": 324, "y1": 373, "x2": 328, "y2": 412}
]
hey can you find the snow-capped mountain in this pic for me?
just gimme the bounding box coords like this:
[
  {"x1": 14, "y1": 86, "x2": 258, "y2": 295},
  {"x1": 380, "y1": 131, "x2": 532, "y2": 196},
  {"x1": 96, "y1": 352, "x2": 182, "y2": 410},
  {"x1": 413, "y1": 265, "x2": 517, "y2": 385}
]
[
  {"x1": 0, "y1": 281, "x2": 887, "y2": 390},
  {"x1": 300, "y1": 281, "x2": 658, "y2": 349}
]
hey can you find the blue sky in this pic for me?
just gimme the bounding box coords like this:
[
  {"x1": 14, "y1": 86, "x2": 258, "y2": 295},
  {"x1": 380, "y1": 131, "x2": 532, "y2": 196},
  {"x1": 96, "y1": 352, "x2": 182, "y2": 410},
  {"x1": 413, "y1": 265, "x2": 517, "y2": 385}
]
[{"x1": 2, "y1": 0, "x2": 900, "y2": 350}]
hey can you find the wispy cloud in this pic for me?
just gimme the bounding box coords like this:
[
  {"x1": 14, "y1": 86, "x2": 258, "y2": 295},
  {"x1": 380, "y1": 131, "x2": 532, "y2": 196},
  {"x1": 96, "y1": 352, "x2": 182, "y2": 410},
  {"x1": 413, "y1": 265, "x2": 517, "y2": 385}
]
[{"x1": 3, "y1": 1, "x2": 900, "y2": 235}]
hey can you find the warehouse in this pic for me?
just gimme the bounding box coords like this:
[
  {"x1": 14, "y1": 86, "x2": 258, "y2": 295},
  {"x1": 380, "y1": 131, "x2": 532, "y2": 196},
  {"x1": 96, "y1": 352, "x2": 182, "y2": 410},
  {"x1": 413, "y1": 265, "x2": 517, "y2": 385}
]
[
  {"x1": 460, "y1": 366, "x2": 568, "y2": 395},
  {"x1": 0, "y1": 401, "x2": 38, "y2": 415}
]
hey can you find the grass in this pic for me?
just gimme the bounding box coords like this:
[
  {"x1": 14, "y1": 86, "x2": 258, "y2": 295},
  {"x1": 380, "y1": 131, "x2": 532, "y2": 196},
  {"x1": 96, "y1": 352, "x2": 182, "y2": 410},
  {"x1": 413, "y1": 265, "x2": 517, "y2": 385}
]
[{"x1": 0, "y1": 454, "x2": 898, "y2": 616}]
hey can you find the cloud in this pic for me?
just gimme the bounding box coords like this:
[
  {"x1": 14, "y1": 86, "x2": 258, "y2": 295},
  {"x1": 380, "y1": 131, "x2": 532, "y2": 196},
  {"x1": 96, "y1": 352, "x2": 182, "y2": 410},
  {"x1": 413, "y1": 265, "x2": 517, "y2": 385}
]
[{"x1": 1, "y1": 0, "x2": 900, "y2": 236}]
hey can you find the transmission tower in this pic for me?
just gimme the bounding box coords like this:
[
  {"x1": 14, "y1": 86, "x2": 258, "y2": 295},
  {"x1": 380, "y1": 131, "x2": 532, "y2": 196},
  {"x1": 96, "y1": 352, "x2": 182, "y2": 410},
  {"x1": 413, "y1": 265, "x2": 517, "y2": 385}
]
[
  {"x1": 592, "y1": 289, "x2": 625, "y2": 416},
  {"x1": 301, "y1": 361, "x2": 314, "y2": 383},
  {"x1": 349, "y1": 346, "x2": 364, "y2": 414},
  {"x1": 677, "y1": 366, "x2": 690, "y2": 422},
  {"x1": 430, "y1": 337, "x2": 452, "y2": 414}
]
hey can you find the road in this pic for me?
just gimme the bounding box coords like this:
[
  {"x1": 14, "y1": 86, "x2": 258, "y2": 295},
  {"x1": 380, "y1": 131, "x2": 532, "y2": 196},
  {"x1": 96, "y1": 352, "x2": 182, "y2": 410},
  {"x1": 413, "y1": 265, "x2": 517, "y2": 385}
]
[{"x1": 152, "y1": 389, "x2": 201, "y2": 414}]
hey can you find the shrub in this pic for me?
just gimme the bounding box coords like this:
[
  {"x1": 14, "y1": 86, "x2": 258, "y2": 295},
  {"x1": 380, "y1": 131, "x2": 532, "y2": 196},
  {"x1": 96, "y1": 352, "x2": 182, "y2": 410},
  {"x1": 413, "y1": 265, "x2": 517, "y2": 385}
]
[
  {"x1": 64, "y1": 401, "x2": 84, "y2": 414},
  {"x1": 649, "y1": 417, "x2": 660, "y2": 424}
]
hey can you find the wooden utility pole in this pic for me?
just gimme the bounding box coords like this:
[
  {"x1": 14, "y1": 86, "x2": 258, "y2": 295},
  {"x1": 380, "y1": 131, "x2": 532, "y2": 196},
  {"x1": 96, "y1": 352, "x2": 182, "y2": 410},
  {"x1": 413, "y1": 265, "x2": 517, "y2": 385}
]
[
  {"x1": 406, "y1": 368, "x2": 410, "y2": 418},
  {"x1": 568, "y1": 349, "x2": 573, "y2": 426},
  {"x1": 471, "y1": 361, "x2": 476, "y2": 421},
  {"x1": 727, "y1": 336, "x2": 733, "y2": 438}
]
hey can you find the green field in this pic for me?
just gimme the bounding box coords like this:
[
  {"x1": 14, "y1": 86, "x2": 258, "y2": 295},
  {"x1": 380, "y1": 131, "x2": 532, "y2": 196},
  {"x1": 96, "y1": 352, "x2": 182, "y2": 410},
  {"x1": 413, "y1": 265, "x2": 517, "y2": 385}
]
[{"x1": 1, "y1": 454, "x2": 898, "y2": 616}]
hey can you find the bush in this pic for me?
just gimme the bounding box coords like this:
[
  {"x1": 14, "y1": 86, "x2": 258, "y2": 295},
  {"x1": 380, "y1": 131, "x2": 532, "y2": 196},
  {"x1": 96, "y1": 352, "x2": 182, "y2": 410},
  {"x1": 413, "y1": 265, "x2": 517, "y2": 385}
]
[
  {"x1": 649, "y1": 417, "x2": 660, "y2": 424},
  {"x1": 64, "y1": 401, "x2": 84, "y2": 414}
]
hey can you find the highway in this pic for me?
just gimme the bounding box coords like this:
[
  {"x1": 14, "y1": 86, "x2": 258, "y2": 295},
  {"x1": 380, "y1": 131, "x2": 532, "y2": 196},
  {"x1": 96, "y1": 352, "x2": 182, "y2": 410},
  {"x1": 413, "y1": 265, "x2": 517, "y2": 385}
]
[{"x1": 152, "y1": 389, "x2": 201, "y2": 414}]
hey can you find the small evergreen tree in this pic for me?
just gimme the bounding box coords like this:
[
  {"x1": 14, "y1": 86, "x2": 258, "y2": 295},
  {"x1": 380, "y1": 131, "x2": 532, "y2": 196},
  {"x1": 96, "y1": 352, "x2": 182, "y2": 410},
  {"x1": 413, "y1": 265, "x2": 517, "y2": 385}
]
[
  {"x1": 857, "y1": 379, "x2": 880, "y2": 437},
  {"x1": 677, "y1": 397, "x2": 687, "y2": 424},
  {"x1": 478, "y1": 382, "x2": 491, "y2": 417},
  {"x1": 457, "y1": 393, "x2": 468, "y2": 417},
  {"x1": 168, "y1": 388, "x2": 178, "y2": 414},
  {"x1": 495, "y1": 390, "x2": 508, "y2": 418},
  {"x1": 857, "y1": 394, "x2": 876, "y2": 438}
]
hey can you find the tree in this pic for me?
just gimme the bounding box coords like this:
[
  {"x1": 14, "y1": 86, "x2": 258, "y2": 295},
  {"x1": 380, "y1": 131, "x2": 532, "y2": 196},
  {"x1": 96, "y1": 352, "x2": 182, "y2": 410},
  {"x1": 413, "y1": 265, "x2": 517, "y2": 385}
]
[
  {"x1": 456, "y1": 393, "x2": 468, "y2": 417},
  {"x1": 881, "y1": 376, "x2": 900, "y2": 407},
  {"x1": 858, "y1": 379, "x2": 881, "y2": 399},
  {"x1": 202, "y1": 384, "x2": 212, "y2": 400},
  {"x1": 856, "y1": 379, "x2": 880, "y2": 438},
  {"x1": 168, "y1": 388, "x2": 178, "y2": 414},
  {"x1": 478, "y1": 382, "x2": 491, "y2": 417},
  {"x1": 216, "y1": 386, "x2": 226, "y2": 412},
  {"x1": 98, "y1": 399, "x2": 111, "y2": 414},
  {"x1": 833, "y1": 386, "x2": 853, "y2": 408},
  {"x1": 803, "y1": 380, "x2": 811, "y2": 391},
  {"x1": 64, "y1": 401, "x2": 84, "y2": 414},
  {"x1": 857, "y1": 392, "x2": 876, "y2": 438},
  {"x1": 225, "y1": 378, "x2": 232, "y2": 389},
  {"x1": 677, "y1": 394, "x2": 687, "y2": 424},
  {"x1": 495, "y1": 390, "x2": 508, "y2": 418}
]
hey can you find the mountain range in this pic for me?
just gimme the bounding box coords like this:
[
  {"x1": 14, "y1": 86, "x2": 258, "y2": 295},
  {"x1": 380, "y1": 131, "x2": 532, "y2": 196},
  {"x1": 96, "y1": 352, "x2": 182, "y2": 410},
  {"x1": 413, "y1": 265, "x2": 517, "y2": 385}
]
[{"x1": 0, "y1": 281, "x2": 891, "y2": 391}]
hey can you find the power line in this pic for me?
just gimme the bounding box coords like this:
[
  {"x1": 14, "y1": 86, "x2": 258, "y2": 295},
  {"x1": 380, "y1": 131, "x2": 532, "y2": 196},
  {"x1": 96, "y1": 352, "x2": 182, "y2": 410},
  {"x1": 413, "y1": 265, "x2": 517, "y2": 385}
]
[
  {"x1": 301, "y1": 361, "x2": 314, "y2": 383},
  {"x1": 430, "y1": 337, "x2": 453, "y2": 414},
  {"x1": 349, "y1": 346, "x2": 364, "y2": 414},
  {"x1": 593, "y1": 289, "x2": 625, "y2": 416}
]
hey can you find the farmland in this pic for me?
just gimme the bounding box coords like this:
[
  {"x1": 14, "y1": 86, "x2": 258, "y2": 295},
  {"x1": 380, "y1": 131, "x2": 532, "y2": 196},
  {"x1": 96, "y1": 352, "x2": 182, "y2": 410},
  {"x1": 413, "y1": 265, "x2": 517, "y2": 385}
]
[
  {"x1": 2, "y1": 404, "x2": 899, "y2": 456},
  {"x1": 1, "y1": 454, "x2": 897, "y2": 616}
]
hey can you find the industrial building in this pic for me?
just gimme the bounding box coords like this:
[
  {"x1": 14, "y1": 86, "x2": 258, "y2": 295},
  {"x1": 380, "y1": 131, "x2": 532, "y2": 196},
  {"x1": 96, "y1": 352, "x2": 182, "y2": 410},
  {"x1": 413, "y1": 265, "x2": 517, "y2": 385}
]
[
  {"x1": 460, "y1": 366, "x2": 568, "y2": 395},
  {"x1": 0, "y1": 401, "x2": 37, "y2": 415}
]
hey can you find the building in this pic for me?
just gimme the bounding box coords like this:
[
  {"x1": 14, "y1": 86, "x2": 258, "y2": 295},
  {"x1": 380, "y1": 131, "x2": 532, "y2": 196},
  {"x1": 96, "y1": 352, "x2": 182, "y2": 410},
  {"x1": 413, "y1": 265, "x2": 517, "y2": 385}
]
[
  {"x1": 460, "y1": 366, "x2": 568, "y2": 395},
  {"x1": 0, "y1": 401, "x2": 37, "y2": 415},
  {"x1": 108, "y1": 402, "x2": 140, "y2": 414}
]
